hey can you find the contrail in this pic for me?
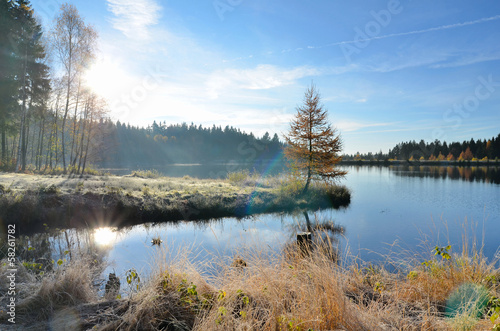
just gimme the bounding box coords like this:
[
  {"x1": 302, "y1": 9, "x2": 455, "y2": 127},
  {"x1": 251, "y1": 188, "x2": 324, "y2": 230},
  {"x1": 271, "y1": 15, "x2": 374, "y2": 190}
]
[
  {"x1": 227, "y1": 15, "x2": 500, "y2": 61},
  {"x1": 324, "y1": 14, "x2": 500, "y2": 47}
]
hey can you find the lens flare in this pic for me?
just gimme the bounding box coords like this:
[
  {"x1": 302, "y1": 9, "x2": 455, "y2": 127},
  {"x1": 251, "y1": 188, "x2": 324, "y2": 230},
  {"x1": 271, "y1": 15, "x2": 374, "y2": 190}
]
[{"x1": 93, "y1": 227, "x2": 116, "y2": 246}]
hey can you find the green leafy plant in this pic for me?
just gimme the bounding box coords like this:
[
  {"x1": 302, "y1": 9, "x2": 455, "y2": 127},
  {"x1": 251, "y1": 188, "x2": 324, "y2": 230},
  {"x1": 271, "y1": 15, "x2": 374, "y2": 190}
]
[
  {"x1": 374, "y1": 281, "x2": 385, "y2": 294},
  {"x1": 434, "y1": 245, "x2": 452, "y2": 260},
  {"x1": 277, "y1": 315, "x2": 308, "y2": 330},
  {"x1": 125, "y1": 268, "x2": 141, "y2": 292},
  {"x1": 22, "y1": 261, "x2": 43, "y2": 274},
  {"x1": 488, "y1": 296, "x2": 500, "y2": 330},
  {"x1": 51, "y1": 258, "x2": 65, "y2": 267},
  {"x1": 407, "y1": 270, "x2": 418, "y2": 280},
  {"x1": 176, "y1": 278, "x2": 211, "y2": 313},
  {"x1": 216, "y1": 306, "x2": 227, "y2": 325}
]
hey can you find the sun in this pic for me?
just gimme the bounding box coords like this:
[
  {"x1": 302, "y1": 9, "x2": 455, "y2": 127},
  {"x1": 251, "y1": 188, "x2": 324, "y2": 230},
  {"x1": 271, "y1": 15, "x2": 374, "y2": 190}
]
[
  {"x1": 83, "y1": 56, "x2": 129, "y2": 98},
  {"x1": 93, "y1": 227, "x2": 117, "y2": 246}
]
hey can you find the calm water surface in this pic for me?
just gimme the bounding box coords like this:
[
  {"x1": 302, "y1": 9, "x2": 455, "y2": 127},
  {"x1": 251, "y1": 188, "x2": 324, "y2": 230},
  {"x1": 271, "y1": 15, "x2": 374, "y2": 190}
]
[{"x1": 25, "y1": 165, "x2": 500, "y2": 279}]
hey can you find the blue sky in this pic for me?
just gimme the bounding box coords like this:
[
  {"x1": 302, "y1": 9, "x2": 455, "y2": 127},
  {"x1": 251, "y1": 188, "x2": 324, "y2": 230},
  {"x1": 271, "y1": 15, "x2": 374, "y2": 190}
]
[{"x1": 32, "y1": 0, "x2": 500, "y2": 154}]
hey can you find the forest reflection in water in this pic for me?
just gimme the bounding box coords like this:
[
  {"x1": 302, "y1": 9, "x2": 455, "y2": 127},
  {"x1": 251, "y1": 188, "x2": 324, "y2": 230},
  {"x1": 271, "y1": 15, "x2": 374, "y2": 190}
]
[{"x1": 390, "y1": 165, "x2": 500, "y2": 184}]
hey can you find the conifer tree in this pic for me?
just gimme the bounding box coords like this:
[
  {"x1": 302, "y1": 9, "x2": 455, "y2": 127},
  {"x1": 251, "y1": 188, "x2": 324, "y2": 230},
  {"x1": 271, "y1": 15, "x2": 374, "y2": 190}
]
[{"x1": 283, "y1": 84, "x2": 346, "y2": 194}]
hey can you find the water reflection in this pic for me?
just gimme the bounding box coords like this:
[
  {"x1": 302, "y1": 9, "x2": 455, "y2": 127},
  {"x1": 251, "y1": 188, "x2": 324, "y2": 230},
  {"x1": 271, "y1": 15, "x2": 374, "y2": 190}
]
[
  {"x1": 94, "y1": 227, "x2": 118, "y2": 247},
  {"x1": 284, "y1": 212, "x2": 344, "y2": 262},
  {"x1": 390, "y1": 165, "x2": 500, "y2": 184},
  {"x1": 0, "y1": 227, "x2": 111, "y2": 277}
]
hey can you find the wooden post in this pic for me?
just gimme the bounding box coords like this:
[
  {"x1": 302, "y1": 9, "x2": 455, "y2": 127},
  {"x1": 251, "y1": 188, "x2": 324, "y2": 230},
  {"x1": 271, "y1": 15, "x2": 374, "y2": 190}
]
[{"x1": 297, "y1": 232, "x2": 312, "y2": 254}]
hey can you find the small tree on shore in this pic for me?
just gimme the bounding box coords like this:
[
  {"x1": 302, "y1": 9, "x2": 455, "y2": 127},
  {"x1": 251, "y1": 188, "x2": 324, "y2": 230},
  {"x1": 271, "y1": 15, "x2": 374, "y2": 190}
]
[{"x1": 283, "y1": 84, "x2": 346, "y2": 194}]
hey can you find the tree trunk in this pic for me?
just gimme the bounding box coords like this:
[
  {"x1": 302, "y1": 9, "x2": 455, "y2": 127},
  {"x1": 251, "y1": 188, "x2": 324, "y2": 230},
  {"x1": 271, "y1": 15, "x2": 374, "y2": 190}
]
[
  {"x1": 69, "y1": 79, "x2": 81, "y2": 170},
  {"x1": 77, "y1": 105, "x2": 87, "y2": 173},
  {"x1": 37, "y1": 116, "x2": 45, "y2": 170},
  {"x1": 301, "y1": 113, "x2": 314, "y2": 195},
  {"x1": 81, "y1": 112, "x2": 94, "y2": 175},
  {"x1": 1, "y1": 118, "x2": 6, "y2": 164}
]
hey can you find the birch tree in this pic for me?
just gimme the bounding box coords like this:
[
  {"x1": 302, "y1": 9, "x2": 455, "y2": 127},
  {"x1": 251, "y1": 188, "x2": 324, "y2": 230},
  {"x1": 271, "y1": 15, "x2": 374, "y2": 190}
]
[{"x1": 51, "y1": 3, "x2": 96, "y2": 172}]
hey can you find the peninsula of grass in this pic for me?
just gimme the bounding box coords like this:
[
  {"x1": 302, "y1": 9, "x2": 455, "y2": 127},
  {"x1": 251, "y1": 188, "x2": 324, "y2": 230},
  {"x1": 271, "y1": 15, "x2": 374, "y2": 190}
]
[{"x1": 0, "y1": 169, "x2": 350, "y2": 233}]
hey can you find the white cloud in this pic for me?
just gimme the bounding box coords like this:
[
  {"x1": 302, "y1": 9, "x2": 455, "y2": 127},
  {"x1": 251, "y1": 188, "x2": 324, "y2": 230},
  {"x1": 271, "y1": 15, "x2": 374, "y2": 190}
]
[
  {"x1": 336, "y1": 121, "x2": 397, "y2": 132},
  {"x1": 106, "y1": 0, "x2": 162, "y2": 41},
  {"x1": 206, "y1": 64, "x2": 321, "y2": 99},
  {"x1": 430, "y1": 53, "x2": 500, "y2": 69}
]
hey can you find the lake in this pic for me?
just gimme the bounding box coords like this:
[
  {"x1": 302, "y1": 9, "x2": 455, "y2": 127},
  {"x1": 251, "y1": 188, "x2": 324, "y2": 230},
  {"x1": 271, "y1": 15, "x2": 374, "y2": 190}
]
[{"x1": 20, "y1": 164, "x2": 500, "y2": 281}]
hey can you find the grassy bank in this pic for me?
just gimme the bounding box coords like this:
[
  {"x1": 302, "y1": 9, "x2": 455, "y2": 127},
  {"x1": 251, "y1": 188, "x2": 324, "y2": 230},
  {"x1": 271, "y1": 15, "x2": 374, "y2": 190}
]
[
  {"x1": 1, "y1": 230, "x2": 499, "y2": 330},
  {"x1": 0, "y1": 170, "x2": 350, "y2": 232}
]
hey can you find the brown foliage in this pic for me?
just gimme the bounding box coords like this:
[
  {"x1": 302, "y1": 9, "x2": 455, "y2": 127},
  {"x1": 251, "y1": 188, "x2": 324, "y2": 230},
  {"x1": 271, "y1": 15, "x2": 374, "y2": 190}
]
[{"x1": 283, "y1": 84, "x2": 346, "y2": 193}]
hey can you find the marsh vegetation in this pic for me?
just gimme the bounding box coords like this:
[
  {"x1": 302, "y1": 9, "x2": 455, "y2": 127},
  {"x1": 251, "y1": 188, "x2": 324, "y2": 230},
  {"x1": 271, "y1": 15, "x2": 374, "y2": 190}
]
[{"x1": 1, "y1": 225, "x2": 499, "y2": 330}]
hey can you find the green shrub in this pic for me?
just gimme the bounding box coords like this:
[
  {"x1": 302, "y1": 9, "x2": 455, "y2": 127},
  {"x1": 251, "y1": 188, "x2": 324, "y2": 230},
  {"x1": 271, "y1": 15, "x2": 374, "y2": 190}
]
[
  {"x1": 227, "y1": 170, "x2": 250, "y2": 185},
  {"x1": 132, "y1": 169, "x2": 161, "y2": 179},
  {"x1": 38, "y1": 184, "x2": 60, "y2": 195}
]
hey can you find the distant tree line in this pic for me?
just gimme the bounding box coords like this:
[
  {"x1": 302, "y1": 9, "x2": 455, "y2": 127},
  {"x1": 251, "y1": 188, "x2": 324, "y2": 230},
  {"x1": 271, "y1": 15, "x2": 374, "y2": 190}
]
[
  {"x1": 97, "y1": 121, "x2": 284, "y2": 168},
  {"x1": 344, "y1": 134, "x2": 500, "y2": 162},
  {"x1": 0, "y1": 1, "x2": 108, "y2": 174}
]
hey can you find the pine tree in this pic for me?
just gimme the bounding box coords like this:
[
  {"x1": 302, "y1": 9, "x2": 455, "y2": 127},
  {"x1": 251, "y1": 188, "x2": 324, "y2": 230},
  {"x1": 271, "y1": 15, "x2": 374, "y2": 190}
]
[
  {"x1": 283, "y1": 84, "x2": 346, "y2": 194},
  {"x1": 0, "y1": 0, "x2": 17, "y2": 165}
]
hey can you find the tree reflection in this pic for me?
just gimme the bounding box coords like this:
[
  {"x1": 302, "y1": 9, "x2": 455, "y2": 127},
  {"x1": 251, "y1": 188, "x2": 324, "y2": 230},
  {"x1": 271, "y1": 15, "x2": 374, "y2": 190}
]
[
  {"x1": 392, "y1": 165, "x2": 500, "y2": 184},
  {"x1": 1, "y1": 226, "x2": 111, "y2": 279},
  {"x1": 286, "y1": 211, "x2": 344, "y2": 262}
]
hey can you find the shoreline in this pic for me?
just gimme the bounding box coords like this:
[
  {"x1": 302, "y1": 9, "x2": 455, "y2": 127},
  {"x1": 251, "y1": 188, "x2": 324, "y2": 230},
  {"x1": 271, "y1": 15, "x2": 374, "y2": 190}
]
[
  {"x1": 0, "y1": 172, "x2": 350, "y2": 233},
  {"x1": 340, "y1": 159, "x2": 500, "y2": 166}
]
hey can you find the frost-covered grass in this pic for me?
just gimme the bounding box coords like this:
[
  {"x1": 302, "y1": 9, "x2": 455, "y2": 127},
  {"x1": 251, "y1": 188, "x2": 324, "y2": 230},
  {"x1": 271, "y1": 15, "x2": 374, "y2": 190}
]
[{"x1": 0, "y1": 171, "x2": 350, "y2": 231}]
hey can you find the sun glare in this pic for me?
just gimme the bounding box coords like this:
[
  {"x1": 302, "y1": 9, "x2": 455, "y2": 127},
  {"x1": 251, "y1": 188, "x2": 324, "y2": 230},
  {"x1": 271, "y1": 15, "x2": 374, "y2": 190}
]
[
  {"x1": 83, "y1": 57, "x2": 128, "y2": 98},
  {"x1": 93, "y1": 227, "x2": 117, "y2": 246}
]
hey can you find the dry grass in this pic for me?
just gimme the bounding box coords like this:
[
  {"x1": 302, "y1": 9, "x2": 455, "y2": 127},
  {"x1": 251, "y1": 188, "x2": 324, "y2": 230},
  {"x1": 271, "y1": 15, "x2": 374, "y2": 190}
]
[
  {"x1": 0, "y1": 256, "x2": 99, "y2": 330},
  {"x1": 1, "y1": 233, "x2": 499, "y2": 330},
  {"x1": 15, "y1": 259, "x2": 97, "y2": 320},
  {"x1": 88, "y1": 234, "x2": 497, "y2": 330}
]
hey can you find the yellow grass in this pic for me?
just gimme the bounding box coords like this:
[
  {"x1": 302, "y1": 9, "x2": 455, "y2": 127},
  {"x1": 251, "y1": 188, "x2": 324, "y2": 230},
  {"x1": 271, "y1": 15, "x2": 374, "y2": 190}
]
[{"x1": 1, "y1": 221, "x2": 499, "y2": 330}]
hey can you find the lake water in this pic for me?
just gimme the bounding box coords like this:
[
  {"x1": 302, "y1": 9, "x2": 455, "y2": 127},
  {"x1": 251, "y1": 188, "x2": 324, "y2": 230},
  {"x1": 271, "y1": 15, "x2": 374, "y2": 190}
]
[{"x1": 19, "y1": 165, "x2": 500, "y2": 281}]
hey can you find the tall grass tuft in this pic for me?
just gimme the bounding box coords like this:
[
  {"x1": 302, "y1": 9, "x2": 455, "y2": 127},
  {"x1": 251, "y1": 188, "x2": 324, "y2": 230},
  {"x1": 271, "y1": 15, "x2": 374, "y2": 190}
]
[{"x1": 10, "y1": 258, "x2": 97, "y2": 322}]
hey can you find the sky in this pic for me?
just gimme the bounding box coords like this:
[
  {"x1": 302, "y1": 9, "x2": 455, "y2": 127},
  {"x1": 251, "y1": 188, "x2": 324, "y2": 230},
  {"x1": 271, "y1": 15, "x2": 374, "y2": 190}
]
[{"x1": 31, "y1": 0, "x2": 500, "y2": 155}]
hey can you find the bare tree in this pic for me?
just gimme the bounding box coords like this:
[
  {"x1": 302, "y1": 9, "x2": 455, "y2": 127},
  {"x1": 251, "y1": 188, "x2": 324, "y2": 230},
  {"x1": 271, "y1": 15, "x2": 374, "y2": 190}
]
[
  {"x1": 51, "y1": 3, "x2": 97, "y2": 172},
  {"x1": 80, "y1": 92, "x2": 107, "y2": 174}
]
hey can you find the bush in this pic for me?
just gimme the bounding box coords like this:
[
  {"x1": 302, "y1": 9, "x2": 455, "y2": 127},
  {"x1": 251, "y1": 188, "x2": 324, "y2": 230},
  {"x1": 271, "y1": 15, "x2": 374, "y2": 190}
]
[
  {"x1": 38, "y1": 184, "x2": 60, "y2": 195},
  {"x1": 227, "y1": 170, "x2": 250, "y2": 185},
  {"x1": 131, "y1": 169, "x2": 161, "y2": 179}
]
